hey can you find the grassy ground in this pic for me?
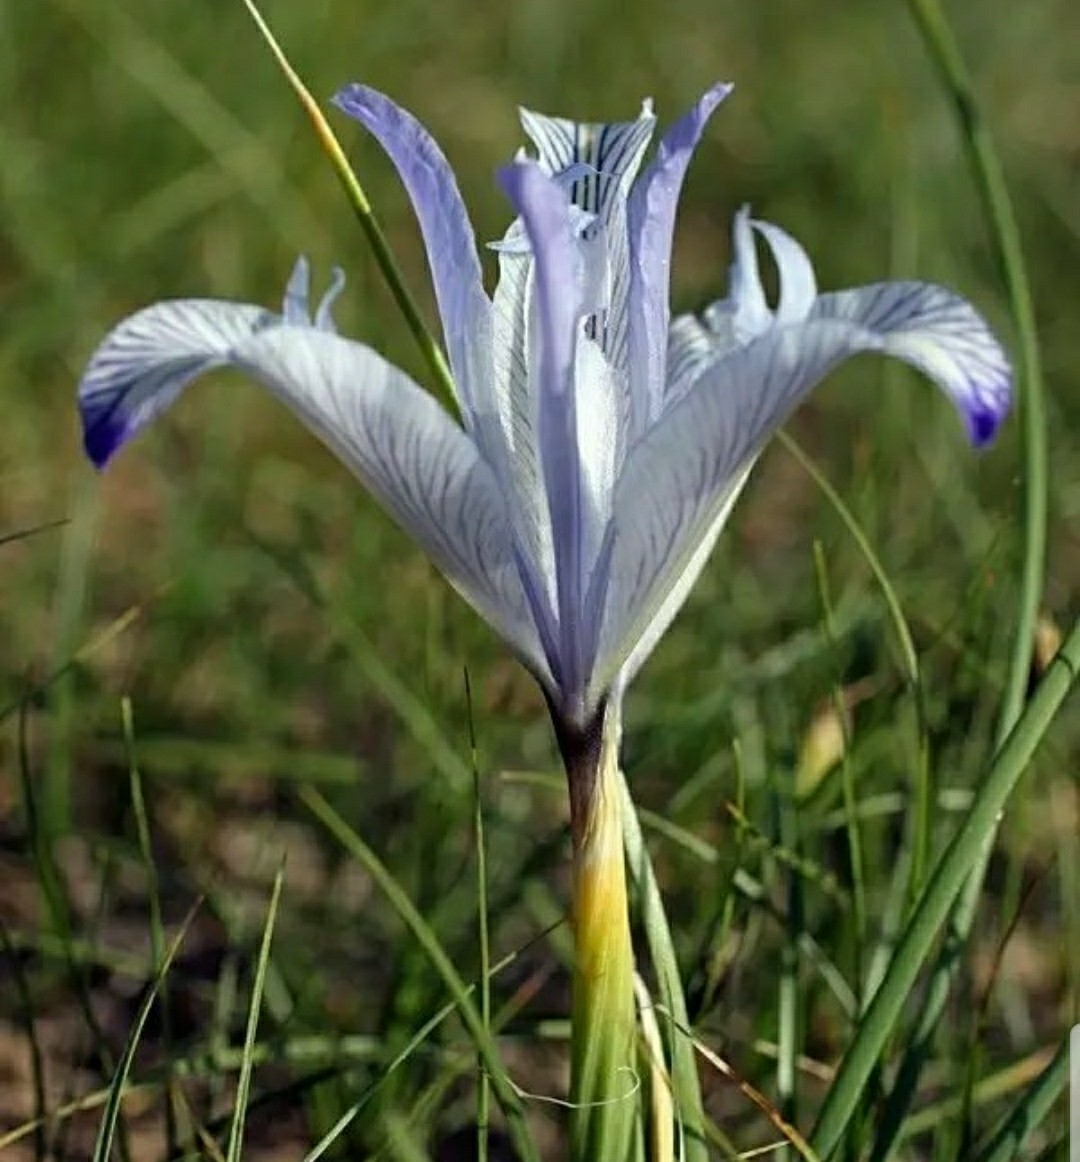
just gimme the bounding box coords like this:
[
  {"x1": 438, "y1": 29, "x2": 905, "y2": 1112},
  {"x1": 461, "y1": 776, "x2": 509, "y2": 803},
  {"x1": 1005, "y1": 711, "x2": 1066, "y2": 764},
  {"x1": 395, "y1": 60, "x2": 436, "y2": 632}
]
[{"x1": 1, "y1": 0, "x2": 1077, "y2": 1158}]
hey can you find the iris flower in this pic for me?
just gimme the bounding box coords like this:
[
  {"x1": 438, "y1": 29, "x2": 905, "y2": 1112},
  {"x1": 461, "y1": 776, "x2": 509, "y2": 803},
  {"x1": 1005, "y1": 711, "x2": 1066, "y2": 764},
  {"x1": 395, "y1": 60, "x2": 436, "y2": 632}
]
[
  {"x1": 78, "y1": 83, "x2": 1010, "y2": 1157},
  {"x1": 78, "y1": 83, "x2": 1010, "y2": 741}
]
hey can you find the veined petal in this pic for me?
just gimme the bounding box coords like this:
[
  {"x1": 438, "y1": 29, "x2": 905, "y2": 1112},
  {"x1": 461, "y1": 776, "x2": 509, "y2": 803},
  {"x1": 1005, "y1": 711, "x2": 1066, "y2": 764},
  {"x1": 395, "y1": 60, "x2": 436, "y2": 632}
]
[
  {"x1": 520, "y1": 102, "x2": 655, "y2": 401},
  {"x1": 751, "y1": 217, "x2": 817, "y2": 324},
  {"x1": 499, "y1": 159, "x2": 590, "y2": 706},
  {"x1": 332, "y1": 84, "x2": 491, "y2": 420},
  {"x1": 665, "y1": 314, "x2": 719, "y2": 403},
  {"x1": 626, "y1": 83, "x2": 732, "y2": 433},
  {"x1": 614, "y1": 465, "x2": 751, "y2": 694},
  {"x1": 488, "y1": 240, "x2": 558, "y2": 618},
  {"x1": 662, "y1": 213, "x2": 817, "y2": 411},
  {"x1": 809, "y1": 281, "x2": 1011, "y2": 445},
  {"x1": 726, "y1": 205, "x2": 771, "y2": 338},
  {"x1": 595, "y1": 319, "x2": 885, "y2": 688},
  {"x1": 574, "y1": 333, "x2": 620, "y2": 576},
  {"x1": 519, "y1": 103, "x2": 656, "y2": 216},
  {"x1": 77, "y1": 275, "x2": 548, "y2": 684},
  {"x1": 80, "y1": 298, "x2": 272, "y2": 468}
]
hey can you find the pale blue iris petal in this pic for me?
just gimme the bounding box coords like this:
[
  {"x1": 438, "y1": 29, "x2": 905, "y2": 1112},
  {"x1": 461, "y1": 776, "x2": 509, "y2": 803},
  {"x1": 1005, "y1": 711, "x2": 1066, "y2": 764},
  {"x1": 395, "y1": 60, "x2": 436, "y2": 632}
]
[
  {"x1": 333, "y1": 84, "x2": 491, "y2": 420},
  {"x1": 521, "y1": 104, "x2": 655, "y2": 392},
  {"x1": 79, "y1": 285, "x2": 548, "y2": 683},
  {"x1": 488, "y1": 239, "x2": 559, "y2": 621},
  {"x1": 728, "y1": 205, "x2": 771, "y2": 339},
  {"x1": 663, "y1": 213, "x2": 817, "y2": 410},
  {"x1": 78, "y1": 297, "x2": 272, "y2": 468},
  {"x1": 614, "y1": 466, "x2": 752, "y2": 695},
  {"x1": 751, "y1": 218, "x2": 817, "y2": 324},
  {"x1": 313, "y1": 266, "x2": 346, "y2": 332},
  {"x1": 519, "y1": 103, "x2": 657, "y2": 217},
  {"x1": 282, "y1": 255, "x2": 313, "y2": 324},
  {"x1": 626, "y1": 82, "x2": 732, "y2": 433},
  {"x1": 499, "y1": 159, "x2": 590, "y2": 708},
  {"x1": 664, "y1": 314, "x2": 722, "y2": 406},
  {"x1": 810, "y1": 281, "x2": 1012, "y2": 445},
  {"x1": 597, "y1": 320, "x2": 874, "y2": 689},
  {"x1": 229, "y1": 326, "x2": 544, "y2": 675}
]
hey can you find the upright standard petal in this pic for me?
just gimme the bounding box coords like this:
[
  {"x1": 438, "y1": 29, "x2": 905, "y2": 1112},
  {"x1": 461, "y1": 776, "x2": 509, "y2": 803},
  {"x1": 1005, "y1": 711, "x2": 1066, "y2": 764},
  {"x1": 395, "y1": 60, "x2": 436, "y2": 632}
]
[
  {"x1": 626, "y1": 83, "x2": 732, "y2": 433},
  {"x1": 77, "y1": 272, "x2": 548, "y2": 685},
  {"x1": 519, "y1": 102, "x2": 655, "y2": 429},
  {"x1": 333, "y1": 84, "x2": 491, "y2": 421},
  {"x1": 499, "y1": 160, "x2": 593, "y2": 710},
  {"x1": 810, "y1": 281, "x2": 1011, "y2": 445},
  {"x1": 519, "y1": 103, "x2": 656, "y2": 219},
  {"x1": 664, "y1": 210, "x2": 815, "y2": 410}
]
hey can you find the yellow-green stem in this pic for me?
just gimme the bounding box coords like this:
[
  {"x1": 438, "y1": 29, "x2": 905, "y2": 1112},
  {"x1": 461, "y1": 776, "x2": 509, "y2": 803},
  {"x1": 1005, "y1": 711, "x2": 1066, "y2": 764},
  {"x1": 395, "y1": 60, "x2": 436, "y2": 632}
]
[{"x1": 560, "y1": 703, "x2": 637, "y2": 1162}]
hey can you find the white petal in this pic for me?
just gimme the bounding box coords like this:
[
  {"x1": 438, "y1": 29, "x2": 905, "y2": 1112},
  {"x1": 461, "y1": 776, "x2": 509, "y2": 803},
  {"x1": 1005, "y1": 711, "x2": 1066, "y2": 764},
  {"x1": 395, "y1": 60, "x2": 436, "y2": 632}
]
[
  {"x1": 664, "y1": 313, "x2": 727, "y2": 407},
  {"x1": 232, "y1": 326, "x2": 546, "y2": 673},
  {"x1": 78, "y1": 292, "x2": 548, "y2": 682},
  {"x1": 489, "y1": 243, "x2": 558, "y2": 614},
  {"x1": 519, "y1": 103, "x2": 657, "y2": 215},
  {"x1": 751, "y1": 218, "x2": 817, "y2": 323},
  {"x1": 728, "y1": 206, "x2": 772, "y2": 339},
  {"x1": 596, "y1": 320, "x2": 867, "y2": 687},
  {"x1": 614, "y1": 465, "x2": 752, "y2": 692}
]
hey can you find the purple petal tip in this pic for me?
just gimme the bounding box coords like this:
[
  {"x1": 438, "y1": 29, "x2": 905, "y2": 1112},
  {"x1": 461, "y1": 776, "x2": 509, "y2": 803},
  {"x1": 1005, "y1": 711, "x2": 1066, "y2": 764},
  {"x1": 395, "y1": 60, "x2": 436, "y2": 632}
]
[
  {"x1": 82, "y1": 411, "x2": 128, "y2": 470},
  {"x1": 966, "y1": 372, "x2": 1012, "y2": 448}
]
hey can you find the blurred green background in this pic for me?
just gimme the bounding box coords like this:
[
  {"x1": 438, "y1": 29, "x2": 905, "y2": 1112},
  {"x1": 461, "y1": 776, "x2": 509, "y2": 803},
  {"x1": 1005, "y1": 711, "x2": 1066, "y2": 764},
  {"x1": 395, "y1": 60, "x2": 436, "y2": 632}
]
[{"x1": 0, "y1": 0, "x2": 1077, "y2": 1157}]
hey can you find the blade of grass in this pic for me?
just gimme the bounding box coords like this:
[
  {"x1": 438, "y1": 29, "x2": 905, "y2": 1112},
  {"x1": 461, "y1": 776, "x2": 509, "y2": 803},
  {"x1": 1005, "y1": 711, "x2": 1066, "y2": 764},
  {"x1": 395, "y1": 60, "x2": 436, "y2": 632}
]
[
  {"x1": 633, "y1": 974, "x2": 675, "y2": 1162},
  {"x1": 811, "y1": 541, "x2": 865, "y2": 997},
  {"x1": 779, "y1": 433, "x2": 932, "y2": 906},
  {"x1": 237, "y1": 0, "x2": 457, "y2": 413},
  {"x1": 906, "y1": 0, "x2": 1047, "y2": 740},
  {"x1": 809, "y1": 616, "x2": 1080, "y2": 1157},
  {"x1": 773, "y1": 762, "x2": 803, "y2": 1161},
  {"x1": 299, "y1": 785, "x2": 539, "y2": 1162},
  {"x1": 896, "y1": 1045, "x2": 1054, "y2": 1141},
  {"x1": 50, "y1": 0, "x2": 321, "y2": 253},
  {"x1": 225, "y1": 863, "x2": 284, "y2": 1162},
  {"x1": 43, "y1": 483, "x2": 96, "y2": 834},
  {"x1": 0, "y1": 920, "x2": 49, "y2": 1162},
  {"x1": 1, "y1": 596, "x2": 155, "y2": 726},
  {"x1": 464, "y1": 669, "x2": 491, "y2": 1162},
  {"x1": 245, "y1": 530, "x2": 472, "y2": 794},
  {"x1": 90, "y1": 899, "x2": 201, "y2": 1162},
  {"x1": 970, "y1": 1037, "x2": 1067, "y2": 1162},
  {"x1": 0, "y1": 516, "x2": 69, "y2": 548},
  {"x1": 120, "y1": 697, "x2": 181, "y2": 1158},
  {"x1": 302, "y1": 922, "x2": 561, "y2": 1162},
  {"x1": 688, "y1": 1031, "x2": 822, "y2": 1162},
  {"x1": 17, "y1": 698, "x2": 116, "y2": 1071}
]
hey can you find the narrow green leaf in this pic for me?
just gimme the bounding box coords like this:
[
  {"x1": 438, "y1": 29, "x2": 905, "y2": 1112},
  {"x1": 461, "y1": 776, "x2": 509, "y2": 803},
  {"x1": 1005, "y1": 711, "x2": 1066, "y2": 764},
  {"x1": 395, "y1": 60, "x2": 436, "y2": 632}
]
[
  {"x1": 225, "y1": 863, "x2": 285, "y2": 1162},
  {"x1": 237, "y1": 0, "x2": 458, "y2": 414},
  {"x1": 90, "y1": 900, "x2": 200, "y2": 1162},
  {"x1": 465, "y1": 670, "x2": 492, "y2": 1162},
  {"x1": 971, "y1": 1037, "x2": 1068, "y2": 1162},
  {"x1": 810, "y1": 617, "x2": 1080, "y2": 1157}
]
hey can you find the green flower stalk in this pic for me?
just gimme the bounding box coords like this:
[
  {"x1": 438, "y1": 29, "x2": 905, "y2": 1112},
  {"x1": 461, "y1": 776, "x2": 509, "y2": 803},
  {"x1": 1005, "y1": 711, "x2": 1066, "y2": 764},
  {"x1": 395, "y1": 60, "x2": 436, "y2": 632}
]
[{"x1": 557, "y1": 702, "x2": 638, "y2": 1159}]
